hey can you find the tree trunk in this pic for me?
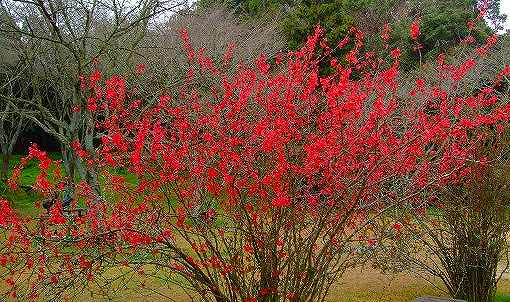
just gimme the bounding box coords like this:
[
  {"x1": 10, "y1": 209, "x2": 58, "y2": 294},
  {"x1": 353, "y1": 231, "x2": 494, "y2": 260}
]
[
  {"x1": 452, "y1": 241, "x2": 499, "y2": 302},
  {"x1": 1, "y1": 153, "x2": 10, "y2": 180},
  {"x1": 61, "y1": 144, "x2": 75, "y2": 182},
  {"x1": 83, "y1": 112, "x2": 101, "y2": 198},
  {"x1": 448, "y1": 215, "x2": 501, "y2": 302}
]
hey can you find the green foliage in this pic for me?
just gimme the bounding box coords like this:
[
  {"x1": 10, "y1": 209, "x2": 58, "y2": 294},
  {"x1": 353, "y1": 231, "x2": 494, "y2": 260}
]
[
  {"x1": 197, "y1": 0, "x2": 293, "y2": 16},
  {"x1": 281, "y1": 0, "x2": 369, "y2": 50},
  {"x1": 382, "y1": 0, "x2": 495, "y2": 69},
  {"x1": 199, "y1": 0, "x2": 505, "y2": 71}
]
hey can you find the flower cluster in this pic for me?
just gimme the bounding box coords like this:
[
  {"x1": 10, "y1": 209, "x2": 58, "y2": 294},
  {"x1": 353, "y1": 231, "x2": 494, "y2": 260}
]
[{"x1": 1, "y1": 20, "x2": 509, "y2": 301}]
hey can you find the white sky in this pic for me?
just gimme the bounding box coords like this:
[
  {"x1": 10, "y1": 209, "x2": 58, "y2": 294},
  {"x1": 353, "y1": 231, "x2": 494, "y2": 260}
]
[{"x1": 502, "y1": 0, "x2": 510, "y2": 30}]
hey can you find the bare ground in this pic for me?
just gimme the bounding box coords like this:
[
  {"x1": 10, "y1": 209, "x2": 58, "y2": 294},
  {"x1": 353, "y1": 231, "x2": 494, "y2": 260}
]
[{"x1": 74, "y1": 266, "x2": 510, "y2": 302}]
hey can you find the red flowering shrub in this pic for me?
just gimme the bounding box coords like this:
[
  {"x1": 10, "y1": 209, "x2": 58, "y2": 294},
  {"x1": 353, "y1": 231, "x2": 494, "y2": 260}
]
[
  {"x1": 376, "y1": 137, "x2": 510, "y2": 302},
  {"x1": 1, "y1": 21, "x2": 509, "y2": 301}
]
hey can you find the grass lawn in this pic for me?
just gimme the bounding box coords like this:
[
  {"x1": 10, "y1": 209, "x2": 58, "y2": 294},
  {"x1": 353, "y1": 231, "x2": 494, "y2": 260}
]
[
  {"x1": 1, "y1": 154, "x2": 509, "y2": 301},
  {"x1": 0, "y1": 153, "x2": 63, "y2": 214},
  {"x1": 496, "y1": 292, "x2": 510, "y2": 302}
]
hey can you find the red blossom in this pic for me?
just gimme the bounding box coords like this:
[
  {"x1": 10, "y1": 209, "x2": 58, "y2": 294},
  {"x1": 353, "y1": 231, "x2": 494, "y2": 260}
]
[
  {"x1": 89, "y1": 70, "x2": 101, "y2": 88},
  {"x1": 390, "y1": 48, "x2": 401, "y2": 59},
  {"x1": 135, "y1": 63, "x2": 145, "y2": 75},
  {"x1": 48, "y1": 204, "x2": 67, "y2": 225},
  {"x1": 410, "y1": 20, "x2": 420, "y2": 40},
  {"x1": 381, "y1": 24, "x2": 392, "y2": 41},
  {"x1": 50, "y1": 275, "x2": 58, "y2": 285},
  {"x1": 3, "y1": 24, "x2": 510, "y2": 301},
  {"x1": 0, "y1": 200, "x2": 17, "y2": 227},
  {"x1": 467, "y1": 20, "x2": 475, "y2": 30},
  {"x1": 272, "y1": 196, "x2": 291, "y2": 207}
]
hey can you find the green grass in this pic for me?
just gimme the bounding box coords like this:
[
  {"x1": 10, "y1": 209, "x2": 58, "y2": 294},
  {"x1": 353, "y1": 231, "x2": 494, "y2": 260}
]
[
  {"x1": 497, "y1": 292, "x2": 510, "y2": 302},
  {"x1": 0, "y1": 153, "x2": 138, "y2": 214},
  {"x1": 0, "y1": 153, "x2": 63, "y2": 214}
]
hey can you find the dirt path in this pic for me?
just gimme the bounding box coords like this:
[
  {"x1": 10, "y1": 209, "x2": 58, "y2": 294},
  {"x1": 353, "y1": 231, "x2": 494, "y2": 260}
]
[{"x1": 75, "y1": 266, "x2": 510, "y2": 302}]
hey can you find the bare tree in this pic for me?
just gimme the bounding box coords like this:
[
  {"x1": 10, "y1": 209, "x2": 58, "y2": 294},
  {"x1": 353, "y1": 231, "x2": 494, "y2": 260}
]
[
  {"x1": 373, "y1": 36, "x2": 510, "y2": 302},
  {"x1": 0, "y1": 0, "x2": 188, "y2": 195},
  {"x1": 134, "y1": 5, "x2": 285, "y2": 98},
  {"x1": 376, "y1": 150, "x2": 510, "y2": 302},
  {"x1": 0, "y1": 26, "x2": 33, "y2": 180},
  {"x1": 0, "y1": 67, "x2": 28, "y2": 180}
]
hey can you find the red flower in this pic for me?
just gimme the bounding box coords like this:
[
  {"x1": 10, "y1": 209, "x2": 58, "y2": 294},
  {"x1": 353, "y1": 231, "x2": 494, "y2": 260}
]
[
  {"x1": 243, "y1": 244, "x2": 254, "y2": 254},
  {"x1": 6, "y1": 179, "x2": 18, "y2": 191},
  {"x1": 203, "y1": 132, "x2": 214, "y2": 143},
  {"x1": 50, "y1": 275, "x2": 58, "y2": 285},
  {"x1": 89, "y1": 70, "x2": 101, "y2": 88},
  {"x1": 49, "y1": 205, "x2": 66, "y2": 225},
  {"x1": 381, "y1": 24, "x2": 392, "y2": 41},
  {"x1": 79, "y1": 75, "x2": 87, "y2": 92},
  {"x1": 286, "y1": 292, "x2": 296, "y2": 300},
  {"x1": 463, "y1": 35, "x2": 475, "y2": 44},
  {"x1": 259, "y1": 287, "x2": 270, "y2": 296},
  {"x1": 87, "y1": 97, "x2": 98, "y2": 111},
  {"x1": 410, "y1": 21, "x2": 420, "y2": 40},
  {"x1": 0, "y1": 200, "x2": 17, "y2": 226},
  {"x1": 390, "y1": 48, "x2": 401, "y2": 59},
  {"x1": 307, "y1": 196, "x2": 318, "y2": 207},
  {"x1": 256, "y1": 53, "x2": 270, "y2": 75},
  {"x1": 272, "y1": 196, "x2": 291, "y2": 207},
  {"x1": 135, "y1": 63, "x2": 145, "y2": 75},
  {"x1": 467, "y1": 20, "x2": 475, "y2": 30},
  {"x1": 338, "y1": 36, "x2": 350, "y2": 49}
]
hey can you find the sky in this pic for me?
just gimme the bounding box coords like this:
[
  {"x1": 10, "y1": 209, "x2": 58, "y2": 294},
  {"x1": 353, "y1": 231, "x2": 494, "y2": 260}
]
[{"x1": 502, "y1": 0, "x2": 510, "y2": 31}]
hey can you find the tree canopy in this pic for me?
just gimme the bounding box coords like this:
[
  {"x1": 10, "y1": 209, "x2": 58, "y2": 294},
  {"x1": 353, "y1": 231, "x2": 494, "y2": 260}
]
[{"x1": 199, "y1": 0, "x2": 507, "y2": 69}]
